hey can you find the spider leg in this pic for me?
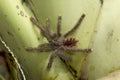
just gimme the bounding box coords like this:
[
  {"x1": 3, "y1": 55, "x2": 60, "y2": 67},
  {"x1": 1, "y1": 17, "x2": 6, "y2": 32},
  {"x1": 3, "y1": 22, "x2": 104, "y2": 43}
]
[
  {"x1": 47, "y1": 50, "x2": 57, "y2": 70},
  {"x1": 57, "y1": 48, "x2": 72, "y2": 62},
  {"x1": 64, "y1": 14, "x2": 85, "y2": 37},
  {"x1": 64, "y1": 48, "x2": 92, "y2": 53},
  {"x1": 30, "y1": 17, "x2": 45, "y2": 35},
  {"x1": 60, "y1": 58, "x2": 77, "y2": 78},
  {"x1": 30, "y1": 17, "x2": 52, "y2": 42},
  {"x1": 26, "y1": 43, "x2": 54, "y2": 52},
  {"x1": 57, "y1": 48, "x2": 77, "y2": 77},
  {"x1": 57, "y1": 15, "x2": 62, "y2": 37},
  {"x1": 45, "y1": 18, "x2": 51, "y2": 36}
]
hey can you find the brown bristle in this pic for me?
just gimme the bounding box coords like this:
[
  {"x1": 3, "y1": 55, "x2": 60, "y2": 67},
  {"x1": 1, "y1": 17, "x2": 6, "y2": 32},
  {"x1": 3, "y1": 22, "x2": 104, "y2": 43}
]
[{"x1": 62, "y1": 38, "x2": 78, "y2": 48}]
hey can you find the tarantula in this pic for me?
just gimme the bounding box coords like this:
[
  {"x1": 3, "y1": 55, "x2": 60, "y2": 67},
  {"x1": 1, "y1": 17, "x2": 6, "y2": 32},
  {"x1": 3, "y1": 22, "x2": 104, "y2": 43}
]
[{"x1": 26, "y1": 14, "x2": 91, "y2": 70}]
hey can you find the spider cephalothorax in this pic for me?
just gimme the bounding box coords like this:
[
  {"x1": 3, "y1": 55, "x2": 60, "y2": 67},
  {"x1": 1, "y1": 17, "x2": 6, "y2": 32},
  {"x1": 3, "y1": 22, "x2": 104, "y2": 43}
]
[{"x1": 26, "y1": 14, "x2": 92, "y2": 71}]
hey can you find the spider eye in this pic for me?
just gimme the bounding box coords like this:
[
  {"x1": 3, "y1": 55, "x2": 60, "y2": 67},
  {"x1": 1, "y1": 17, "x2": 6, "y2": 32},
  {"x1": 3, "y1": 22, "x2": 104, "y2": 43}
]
[{"x1": 62, "y1": 38, "x2": 78, "y2": 48}]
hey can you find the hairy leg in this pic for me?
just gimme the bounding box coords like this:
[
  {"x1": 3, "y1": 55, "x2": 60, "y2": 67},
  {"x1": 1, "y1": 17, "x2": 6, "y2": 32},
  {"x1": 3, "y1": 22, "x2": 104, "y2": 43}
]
[
  {"x1": 57, "y1": 49, "x2": 77, "y2": 77},
  {"x1": 45, "y1": 18, "x2": 51, "y2": 36},
  {"x1": 57, "y1": 48, "x2": 72, "y2": 62},
  {"x1": 26, "y1": 43, "x2": 54, "y2": 52},
  {"x1": 64, "y1": 14, "x2": 85, "y2": 37},
  {"x1": 47, "y1": 50, "x2": 58, "y2": 70},
  {"x1": 30, "y1": 17, "x2": 45, "y2": 34},
  {"x1": 57, "y1": 15, "x2": 62, "y2": 37},
  {"x1": 30, "y1": 17, "x2": 52, "y2": 42},
  {"x1": 64, "y1": 48, "x2": 92, "y2": 53}
]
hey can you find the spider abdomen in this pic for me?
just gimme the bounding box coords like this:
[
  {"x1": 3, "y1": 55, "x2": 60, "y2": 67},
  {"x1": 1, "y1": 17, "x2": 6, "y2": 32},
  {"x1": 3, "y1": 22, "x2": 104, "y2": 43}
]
[{"x1": 62, "y1": 38, "x2": 78, "y2": 48}]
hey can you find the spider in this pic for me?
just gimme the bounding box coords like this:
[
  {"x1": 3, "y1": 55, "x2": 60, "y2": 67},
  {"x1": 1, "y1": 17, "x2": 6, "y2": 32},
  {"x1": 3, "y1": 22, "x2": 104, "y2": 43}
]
[{"x1": 26, "y1": 13, "x2": 92, "y2": 71}]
